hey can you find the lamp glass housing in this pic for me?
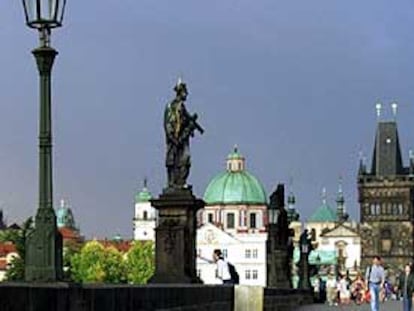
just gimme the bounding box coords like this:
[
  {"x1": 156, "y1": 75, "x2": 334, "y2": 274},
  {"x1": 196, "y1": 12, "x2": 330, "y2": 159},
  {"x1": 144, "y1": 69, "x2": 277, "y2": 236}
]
[
  {"x1": 22, "y1": 0, "x2": 67, "y2": 29},
  {"x1": 268, "y1": 208, "x2": 279, "y2": 224}
]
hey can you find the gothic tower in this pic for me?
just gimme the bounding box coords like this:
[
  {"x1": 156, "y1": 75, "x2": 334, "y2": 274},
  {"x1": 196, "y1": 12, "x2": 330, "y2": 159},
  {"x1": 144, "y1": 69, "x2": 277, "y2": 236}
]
[{"x1": 358, "y1": 105, "x2": 414, "y2": 273}]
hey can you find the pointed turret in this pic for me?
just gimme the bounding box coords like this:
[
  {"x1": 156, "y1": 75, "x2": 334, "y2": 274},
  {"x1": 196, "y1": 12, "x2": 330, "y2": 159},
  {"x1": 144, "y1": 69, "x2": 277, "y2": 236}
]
[
  {"x1": 336, "y1": 177, "x2": 348, "y2": 222},
  {"x1": 358, "y1": 152, "x2": 367, "y2": 175}
]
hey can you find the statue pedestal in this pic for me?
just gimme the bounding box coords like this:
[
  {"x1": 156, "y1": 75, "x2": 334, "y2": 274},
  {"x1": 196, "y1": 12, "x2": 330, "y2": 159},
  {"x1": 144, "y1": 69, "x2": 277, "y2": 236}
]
[
  {"x1": 149, "y1": 188, "x2": 204, "y2": 283},
  {"x1": 267, "y1": 244, "x2": 291, "y2": 288},
  {"x1": 297, "y1": 252, "x2": 311, "y2": 290}
]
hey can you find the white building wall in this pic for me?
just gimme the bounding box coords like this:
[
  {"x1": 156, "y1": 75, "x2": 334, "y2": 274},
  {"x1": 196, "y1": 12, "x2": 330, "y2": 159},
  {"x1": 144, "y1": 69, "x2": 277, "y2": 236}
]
[
  {"x1": 319, "y1": 235, "x2": 361, "y2": 270},
  {"x1": 196, "y1": 224, "x2": 267, "y2": 286},
  {"x1": 133, "y1": 201, "x2": 157, "y2": 241}
]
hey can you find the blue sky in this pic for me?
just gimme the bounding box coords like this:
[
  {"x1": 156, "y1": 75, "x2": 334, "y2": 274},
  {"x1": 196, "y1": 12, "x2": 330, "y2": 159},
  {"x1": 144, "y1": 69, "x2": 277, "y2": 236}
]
[{"x1": 1, "y1": 0, "x2": 414, "y2": 237}]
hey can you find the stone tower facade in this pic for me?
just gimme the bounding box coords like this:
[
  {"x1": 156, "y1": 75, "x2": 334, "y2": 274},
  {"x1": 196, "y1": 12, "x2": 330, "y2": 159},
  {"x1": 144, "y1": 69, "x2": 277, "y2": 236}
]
[{"x1": 358, "y1": 118, "x2": 414, "y2": 275}]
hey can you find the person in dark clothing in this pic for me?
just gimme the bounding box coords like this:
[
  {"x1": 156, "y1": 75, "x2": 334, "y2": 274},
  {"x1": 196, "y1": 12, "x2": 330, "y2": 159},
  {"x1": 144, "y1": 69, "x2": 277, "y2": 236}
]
[{"x1": 398, "y1": 263, "x2": 414, "y2": 311}]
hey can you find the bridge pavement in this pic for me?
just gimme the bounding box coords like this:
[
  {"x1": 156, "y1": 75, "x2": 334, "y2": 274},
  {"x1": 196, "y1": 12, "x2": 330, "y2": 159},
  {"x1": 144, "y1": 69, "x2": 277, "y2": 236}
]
[{"x1": 296, "y1": 300, "x2": 402, "y2": 311}]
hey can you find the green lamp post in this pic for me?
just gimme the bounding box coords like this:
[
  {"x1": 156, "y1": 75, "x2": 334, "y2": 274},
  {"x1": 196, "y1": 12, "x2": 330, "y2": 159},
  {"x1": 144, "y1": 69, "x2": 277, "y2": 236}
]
[{"x1": 22, "y1": 0, "x2": 67, "y2": 282}]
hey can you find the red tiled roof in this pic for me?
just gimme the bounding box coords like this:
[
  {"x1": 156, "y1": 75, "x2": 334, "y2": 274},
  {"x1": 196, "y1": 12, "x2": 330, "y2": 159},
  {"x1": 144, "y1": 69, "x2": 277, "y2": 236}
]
[
  {"x1": 58, "y1": 227, "x2": 83, "y2": 242},
  {"x1": 0, "y1": 242, "x2": 16, "y2": 257},
  {"x1": 0, "y1": 258, "x2": 7, "y2": 270}
]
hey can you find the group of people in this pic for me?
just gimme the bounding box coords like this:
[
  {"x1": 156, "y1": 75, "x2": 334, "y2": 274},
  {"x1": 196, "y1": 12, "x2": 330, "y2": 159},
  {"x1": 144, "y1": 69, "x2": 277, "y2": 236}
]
[{"x1": 315, "y1": 255, "x2": 414, "y2": 311}]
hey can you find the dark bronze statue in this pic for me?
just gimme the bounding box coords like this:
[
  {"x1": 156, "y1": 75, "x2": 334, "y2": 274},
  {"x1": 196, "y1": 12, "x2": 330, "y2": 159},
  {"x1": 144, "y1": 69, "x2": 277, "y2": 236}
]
[{"x1": 164, "y1": 79, "x2": 204, "y2": 189}]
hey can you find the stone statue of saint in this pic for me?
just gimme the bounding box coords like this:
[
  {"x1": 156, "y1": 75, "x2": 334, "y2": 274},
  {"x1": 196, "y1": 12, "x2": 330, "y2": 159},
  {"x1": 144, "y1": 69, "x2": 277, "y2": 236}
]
[{"x1": 164, "y1": 79, "x2": 204, "y2": 189}]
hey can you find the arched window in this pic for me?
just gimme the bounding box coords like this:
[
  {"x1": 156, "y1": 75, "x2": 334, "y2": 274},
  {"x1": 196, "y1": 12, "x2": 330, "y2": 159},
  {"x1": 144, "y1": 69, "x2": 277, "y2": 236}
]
[{"x1": 143, "y1": 211, "x2": 148, "y2": 220}]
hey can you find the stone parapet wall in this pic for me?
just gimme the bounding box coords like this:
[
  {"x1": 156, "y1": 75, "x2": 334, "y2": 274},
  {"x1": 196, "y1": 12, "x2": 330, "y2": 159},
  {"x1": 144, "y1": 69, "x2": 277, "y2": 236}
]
[
  {"x1": 0, "y1": 283, "x2": 234, "y2": 311},
  {"x1": 264, "y1": 288, "x2": 314, "y2": 311},
  {"x1": 0, "y1": 283, "x2": 314, "y2": 311}
]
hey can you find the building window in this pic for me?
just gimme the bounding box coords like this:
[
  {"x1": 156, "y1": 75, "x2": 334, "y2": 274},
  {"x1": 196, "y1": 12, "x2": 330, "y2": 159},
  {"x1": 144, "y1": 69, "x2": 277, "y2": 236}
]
[
  {"x1": 245, "y1": 270, "x2": 251, "y2": 280},
  {"x1": 245, "y1": 249, "x2": 251, "y2": 258},
  {"x1": 250, "y1": 213, "x2": 256, "y2": 229},
  {"x1": 252, "y1": 270, "x2": 258, "y2": 280},
  {"x1": 227, "y1": 163, "x2": 231, "y2": 171},
  {"x1": 207, "y1": 213, "x2": 214, "y2": 223},
  {"x1": 143, "y1": 211, "x2": 148, "y2": 220},
  {"x1": 227, "y1": 213, "x2": 235, "y2": 229},
  {"x1": 399, "y1": 204, "x2": 403, "y2": 215},
  {"x1": 252, "y1": 249, "x2": 258, "y2": 258},
  {"x1": 222, "y1": 249, "x2": 228, "y2": 258},
  {"x1": 376, "y1": 204, "x2": 380, "y2": 215}
]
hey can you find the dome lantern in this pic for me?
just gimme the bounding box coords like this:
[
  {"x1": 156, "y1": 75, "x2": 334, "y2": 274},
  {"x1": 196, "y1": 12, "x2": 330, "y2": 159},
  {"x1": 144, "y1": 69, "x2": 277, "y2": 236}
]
[{"x1": 226, "y1": 144, "x2": 245, "y2": 172}]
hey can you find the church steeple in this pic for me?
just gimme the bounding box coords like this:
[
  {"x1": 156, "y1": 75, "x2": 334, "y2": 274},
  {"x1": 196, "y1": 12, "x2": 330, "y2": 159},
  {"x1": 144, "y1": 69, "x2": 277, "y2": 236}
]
[{"x1": 336, "y1": 177, "x2": 347, "y2": 222}]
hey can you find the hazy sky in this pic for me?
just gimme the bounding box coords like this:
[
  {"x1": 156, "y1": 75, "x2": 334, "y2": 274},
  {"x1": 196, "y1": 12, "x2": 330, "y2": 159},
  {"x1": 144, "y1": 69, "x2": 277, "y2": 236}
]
[{"x1": 1, "y1": 0, "x2": 414, "y2": 238}]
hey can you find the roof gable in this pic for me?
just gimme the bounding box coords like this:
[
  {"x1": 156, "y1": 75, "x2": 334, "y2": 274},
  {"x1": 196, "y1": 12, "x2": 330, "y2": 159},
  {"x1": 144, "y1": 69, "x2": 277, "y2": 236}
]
[
  {"x1": 320, "y1": 223, "x2": 359, "y2": 237},
  {"x1": 197, "y1": 223, "x2": 240, "y2": 246}
]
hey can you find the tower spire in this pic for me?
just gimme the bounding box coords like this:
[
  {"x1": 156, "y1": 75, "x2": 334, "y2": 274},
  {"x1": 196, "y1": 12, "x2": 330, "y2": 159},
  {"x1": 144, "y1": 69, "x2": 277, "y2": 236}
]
[
  {"x1": 391, "y1": 102, "x2": 398, "y2": 120},
  {"x1": 321, "y1": 187, "x2": 327, "y2": 205},
  {"x1": 376, "y1": 102, "x2": 382, "y2": 120},
  {"x1": 336, "y1": 176, "x2": 345, "y2": 221}
]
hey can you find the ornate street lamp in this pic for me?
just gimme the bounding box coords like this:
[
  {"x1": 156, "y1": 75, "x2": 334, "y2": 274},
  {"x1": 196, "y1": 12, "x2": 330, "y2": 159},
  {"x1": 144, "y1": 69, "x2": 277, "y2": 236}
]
[
  {"x1": 21, "y1": 0, "x2": 67, "y2": 282},
  {"x1": 268, "y1": 200, "x2": 279, "y2": 225}
]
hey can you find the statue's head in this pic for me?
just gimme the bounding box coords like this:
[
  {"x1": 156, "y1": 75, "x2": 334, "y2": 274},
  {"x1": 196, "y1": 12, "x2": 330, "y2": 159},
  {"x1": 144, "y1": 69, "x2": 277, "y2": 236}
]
[{"x1": 174, "y1": 78, "x2": 188, "y2": 101}]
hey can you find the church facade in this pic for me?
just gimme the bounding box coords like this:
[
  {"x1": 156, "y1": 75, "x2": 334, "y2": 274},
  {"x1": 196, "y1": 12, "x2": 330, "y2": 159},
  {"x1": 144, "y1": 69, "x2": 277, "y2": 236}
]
[{"x1": 358, "y1": 116, "x2": 414, "y2": 275}]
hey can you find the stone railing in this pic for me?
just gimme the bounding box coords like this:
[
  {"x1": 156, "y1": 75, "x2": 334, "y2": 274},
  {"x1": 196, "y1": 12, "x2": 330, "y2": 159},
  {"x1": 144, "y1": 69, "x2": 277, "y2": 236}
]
[{"x1": 0, "y1": 283, "x2": 313, "y2": 311}]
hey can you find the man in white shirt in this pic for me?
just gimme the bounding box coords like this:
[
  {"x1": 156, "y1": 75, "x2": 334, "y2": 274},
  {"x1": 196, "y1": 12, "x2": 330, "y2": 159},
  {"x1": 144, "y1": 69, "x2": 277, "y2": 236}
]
[{"x1": 213, "y1": 249, "x2": 232, "y2": 284}]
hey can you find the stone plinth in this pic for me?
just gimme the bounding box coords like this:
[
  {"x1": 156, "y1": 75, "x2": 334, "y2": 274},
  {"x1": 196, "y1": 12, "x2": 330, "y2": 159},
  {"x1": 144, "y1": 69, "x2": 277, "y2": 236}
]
[
  {"x1": 267, "y1": 246, "x2": 291, "y2": 288},
  {"x1": 150, "y1": 188, "x2": 204, "y2": 283},
  {"x1": 25, "y1": 207, "x2": 63, "y2": 282},
  {"x1": 297, "y1": 251, "x2": 311, "y2": 290}
]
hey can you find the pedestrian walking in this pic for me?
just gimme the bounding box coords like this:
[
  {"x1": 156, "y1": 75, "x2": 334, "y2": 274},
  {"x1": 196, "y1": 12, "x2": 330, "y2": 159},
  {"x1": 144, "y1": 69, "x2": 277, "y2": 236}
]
[
  {"x1": 212, "y1": 249, "x2": 233, "y2": 284},
  {"x1": 365, "y1": 256, "x2": 385, "y2": 311},
  {"x1": 326, "y1": 273, "x2": 338, "y2": 306},
  {"x1": 398, "y1": 263, "x2": 414, "y2": 311}
]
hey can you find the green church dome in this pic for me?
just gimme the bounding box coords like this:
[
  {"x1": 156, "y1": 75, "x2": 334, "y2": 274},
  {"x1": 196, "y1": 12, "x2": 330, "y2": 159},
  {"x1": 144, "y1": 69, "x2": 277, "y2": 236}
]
[
  {"x1": 135, "y1": 179, "x2": 152, "y2": 203},
  {"x1": 203, "y1": 147, "x2": 267, "y2": 205},
  {"x1": 308, "y1": 188, "x2": 337, "y2": 222}
]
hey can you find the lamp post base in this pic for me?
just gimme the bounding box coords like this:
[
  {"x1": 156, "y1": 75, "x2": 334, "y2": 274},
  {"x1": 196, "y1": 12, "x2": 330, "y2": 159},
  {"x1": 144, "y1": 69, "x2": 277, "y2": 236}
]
[{"x1": 25, "y1": 208, "x2": 63, "y2": 282}]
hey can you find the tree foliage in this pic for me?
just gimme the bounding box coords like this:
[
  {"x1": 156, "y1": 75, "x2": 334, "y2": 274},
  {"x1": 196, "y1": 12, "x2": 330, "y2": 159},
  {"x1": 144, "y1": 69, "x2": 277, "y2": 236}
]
[
  {"x1": 3, "y1": 217, "x2": 33, "y2": 281},
  {"x1": 71, "y1": 240, "x2": 108, "y2": 282},
  {"x1": 125, "y1": 241, "x2": 155, "y2": 284},
  {"x1": 70, "y1": 240, "x2": 154, "y2": 284}
]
